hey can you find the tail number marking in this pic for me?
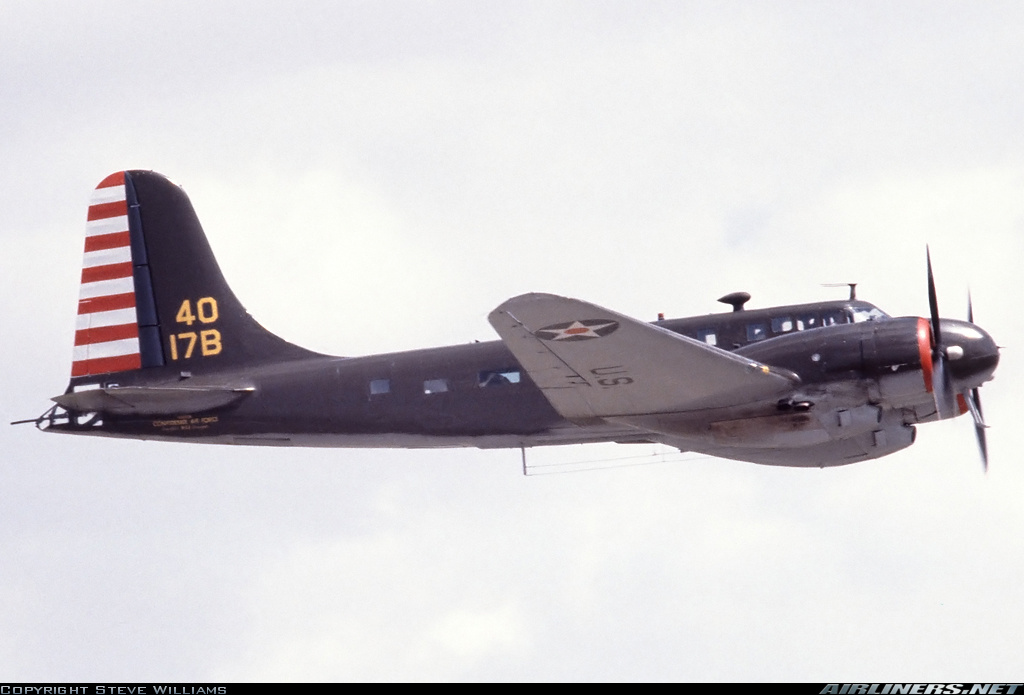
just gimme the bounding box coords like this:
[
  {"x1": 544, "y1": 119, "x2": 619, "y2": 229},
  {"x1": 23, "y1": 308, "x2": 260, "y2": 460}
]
[
  {"x1": 169, "y1": 297, "x2": 222, "y2": 360},
  {"x1": 175, "y1": 297, "x2": 219, "y2": 325}
]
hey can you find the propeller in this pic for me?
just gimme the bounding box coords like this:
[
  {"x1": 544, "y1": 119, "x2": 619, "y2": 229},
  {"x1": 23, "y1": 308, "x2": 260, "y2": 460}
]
[
  {"x1": 925, "y1": 247, "x2": 989, "y2": 471},
  {"x1": 965, "y1": 291, "x2": 989, "y2": 471}
]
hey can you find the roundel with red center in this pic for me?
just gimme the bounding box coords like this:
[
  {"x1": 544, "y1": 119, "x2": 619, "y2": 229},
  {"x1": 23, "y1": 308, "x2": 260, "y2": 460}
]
[{"x1": 534, "y1": 319, "x2": 620, "y2": 341}]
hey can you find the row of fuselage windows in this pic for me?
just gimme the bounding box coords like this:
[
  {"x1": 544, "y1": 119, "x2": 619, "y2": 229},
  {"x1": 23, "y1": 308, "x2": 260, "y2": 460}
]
[
  {"x1": 367, "y1": 309, "x2": 874, "y2": 394},
  {"x1": 689, "y1": 309, "x2": 851, "y2": 347},
  {"x1": 369, "y1": 368, "x2": 522, "y2": 397}
]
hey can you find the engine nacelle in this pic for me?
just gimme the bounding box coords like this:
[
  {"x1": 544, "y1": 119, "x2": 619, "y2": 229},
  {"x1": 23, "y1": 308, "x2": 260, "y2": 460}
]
[{"x1": 737, "y1": 316, "x2": 931, "y2": 387}]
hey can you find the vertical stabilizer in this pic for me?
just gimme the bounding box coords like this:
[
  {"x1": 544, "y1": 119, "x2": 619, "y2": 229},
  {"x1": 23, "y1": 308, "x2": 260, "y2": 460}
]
[{"x1": 68, "y1": 170, "x2": 317, "y2": 389}]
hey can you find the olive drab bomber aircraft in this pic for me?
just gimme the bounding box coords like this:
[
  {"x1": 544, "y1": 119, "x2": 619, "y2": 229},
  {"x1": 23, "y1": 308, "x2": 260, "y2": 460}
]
[{"x1": 15, "y1": 171, "x2": 1001, "y2": 469}]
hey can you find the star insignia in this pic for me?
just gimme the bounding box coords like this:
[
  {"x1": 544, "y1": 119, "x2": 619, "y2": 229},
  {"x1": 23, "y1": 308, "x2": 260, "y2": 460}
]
[{"x1": 534, "y1": 319, "x2": 620, "y2": 341}]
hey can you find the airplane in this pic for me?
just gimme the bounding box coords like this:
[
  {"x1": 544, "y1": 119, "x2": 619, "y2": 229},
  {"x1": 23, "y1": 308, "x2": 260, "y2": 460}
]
[{"x1": 14, "y1": 170, "x2": 1000, "y2": 469}]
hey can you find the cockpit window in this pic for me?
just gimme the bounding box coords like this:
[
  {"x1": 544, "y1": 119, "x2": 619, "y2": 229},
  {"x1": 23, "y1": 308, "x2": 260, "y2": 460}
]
[{"x1": 850, "y1": 306, "x2": 889, "y2": 322}]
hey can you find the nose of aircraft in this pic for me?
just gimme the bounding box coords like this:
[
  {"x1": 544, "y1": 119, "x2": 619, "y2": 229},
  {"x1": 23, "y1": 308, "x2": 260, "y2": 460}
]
[{"x1": 942, "y1": 319, "x2": 1000, "y2": 388}]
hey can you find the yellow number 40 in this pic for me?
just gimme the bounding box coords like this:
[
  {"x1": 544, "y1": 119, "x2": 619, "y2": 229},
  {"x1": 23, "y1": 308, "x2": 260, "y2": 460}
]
[{"x1": 175, "y1": 297, "x2": 219, "y2": 326}]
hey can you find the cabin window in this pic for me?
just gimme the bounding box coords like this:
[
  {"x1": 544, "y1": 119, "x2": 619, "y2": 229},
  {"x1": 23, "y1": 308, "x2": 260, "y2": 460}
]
[
  {"x1": 771, "y1": 317, "x2": 794, "y2": 334},
  {"x1": 479, "y1": 369, "x2": 521, "y2": 387},
  {"x1": 796, "y1": 314, "x2": 819, "y2": 330},
  {"x1": 746, "y1": 322, "x2": 768, "y2": 342},
  {"x1": 423, "y1": 378, "x2": 450, "y2": 395},
  {"x1": 822, "y1": 310, "x2": 846, "y2": 326},
  {"x1": 369, "y1": 378, "x2": 390, "y2": 395},
  {"x1": 696, "y1": 328, "x2": 717, "y2": 346}
]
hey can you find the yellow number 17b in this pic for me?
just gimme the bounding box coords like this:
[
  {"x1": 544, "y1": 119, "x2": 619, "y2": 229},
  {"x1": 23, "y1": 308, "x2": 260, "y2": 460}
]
[{"x1": 169, "y1": 329, "x2": 222, "y2": 360}]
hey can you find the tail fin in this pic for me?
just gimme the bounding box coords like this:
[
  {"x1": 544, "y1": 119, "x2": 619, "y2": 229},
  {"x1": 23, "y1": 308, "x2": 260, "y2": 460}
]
[{"x1": 70, "y1": 170, "x2": 316, "y2": 388}]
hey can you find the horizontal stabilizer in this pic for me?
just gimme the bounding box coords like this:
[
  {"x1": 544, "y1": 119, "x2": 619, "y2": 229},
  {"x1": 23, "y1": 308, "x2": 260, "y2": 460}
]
[
  {"x1": 52, "y1": 384, "x2": 255, "y2": 416},
  {"x1": 488, "y1": 293, "x2": 798, "y2": 420}
]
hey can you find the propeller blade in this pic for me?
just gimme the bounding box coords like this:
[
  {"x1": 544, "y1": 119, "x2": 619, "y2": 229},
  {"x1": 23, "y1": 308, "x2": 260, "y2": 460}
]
[
  {"x1": 964, "y1": 294, "x2": 988, "y2": 470},
  {"x1": 926, "y1": 246, "x2": 942, "y2": 350},
  {"x1": 932, "y1": 352, "x2": 958, "y2": 420},
  {"x1": 963, "y1": 387, "x2": 986, "y2": 428},
  {"x1": 964, "y1": 388, "x2": 988, "y2": 472}
]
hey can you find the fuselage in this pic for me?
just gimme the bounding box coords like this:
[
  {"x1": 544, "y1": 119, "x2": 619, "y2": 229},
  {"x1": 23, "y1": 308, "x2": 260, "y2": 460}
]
[
  {"x1": 27, "y1": 171, "x2": 1000, "y2": 469},
  {"x1": 43, "y1": 296, "x2": 999, "y2": 467}
]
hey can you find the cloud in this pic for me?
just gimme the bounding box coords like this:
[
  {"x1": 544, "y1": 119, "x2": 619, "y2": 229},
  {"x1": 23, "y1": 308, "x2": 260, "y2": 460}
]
[{"x1": 2, "y1": 0, "x2": 1023, "y2": 682}]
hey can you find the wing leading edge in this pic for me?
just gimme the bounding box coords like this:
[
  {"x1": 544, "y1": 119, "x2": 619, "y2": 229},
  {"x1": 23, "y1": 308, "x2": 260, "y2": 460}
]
[{"x1": 488, "y1": 293, "x2": 799, "y2": 422}]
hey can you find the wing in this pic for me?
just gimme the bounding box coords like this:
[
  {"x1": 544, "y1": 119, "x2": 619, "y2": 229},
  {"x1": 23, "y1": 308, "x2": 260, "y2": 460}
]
[{"x1": 488, "y1": 293, "x2": 798, "y2": 421}]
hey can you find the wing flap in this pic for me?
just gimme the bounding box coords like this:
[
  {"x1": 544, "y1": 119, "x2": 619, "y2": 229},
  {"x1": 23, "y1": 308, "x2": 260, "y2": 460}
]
[{"x1": 488, "y1": 293, "x2": 798, "y2": 420}]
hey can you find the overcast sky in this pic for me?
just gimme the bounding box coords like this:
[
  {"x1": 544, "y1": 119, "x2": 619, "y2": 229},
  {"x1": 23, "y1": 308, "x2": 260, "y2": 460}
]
[{"x1": 2, "y1": 0, "x2": 1023, "y2": 682}]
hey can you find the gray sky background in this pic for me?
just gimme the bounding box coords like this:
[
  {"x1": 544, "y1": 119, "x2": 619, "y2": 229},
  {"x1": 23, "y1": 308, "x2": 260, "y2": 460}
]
[{"x1": 2, "y1": 0, "x2": 1023, "y2": 682}]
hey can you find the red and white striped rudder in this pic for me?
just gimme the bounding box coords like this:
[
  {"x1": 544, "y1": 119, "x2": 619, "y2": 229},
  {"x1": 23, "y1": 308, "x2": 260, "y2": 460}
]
[{"x1": 73, "y1": 171, "x2": 142, "y2": 377}]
